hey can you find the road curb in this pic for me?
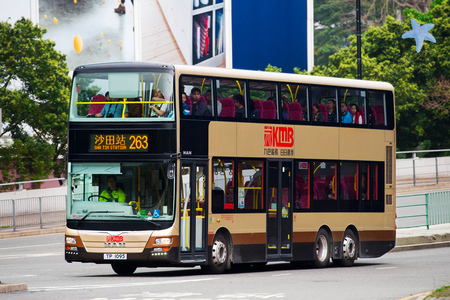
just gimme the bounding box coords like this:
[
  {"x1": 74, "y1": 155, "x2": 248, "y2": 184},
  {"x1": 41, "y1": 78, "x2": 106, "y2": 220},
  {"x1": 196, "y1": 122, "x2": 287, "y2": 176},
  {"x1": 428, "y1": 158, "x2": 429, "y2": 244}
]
[
  {"x1": 0, "y1": 226, "x2": 64, "y2": 240},
  {"x1": 0, "y1": 283, "x2": 27, "y2": 293},
  {"x1": 391, "y1": 241, "x2": 450, "y2": 252}
]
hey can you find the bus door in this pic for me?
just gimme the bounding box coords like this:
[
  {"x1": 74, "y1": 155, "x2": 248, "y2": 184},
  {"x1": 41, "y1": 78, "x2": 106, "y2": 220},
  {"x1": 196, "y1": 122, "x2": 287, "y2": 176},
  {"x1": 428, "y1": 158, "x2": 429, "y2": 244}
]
[
  {"x1": 266, "y1": 160, "x2": 293, "y2": 260},
  {"x1": 179, "y1": 161, "x2": 208, "y2": 263}
]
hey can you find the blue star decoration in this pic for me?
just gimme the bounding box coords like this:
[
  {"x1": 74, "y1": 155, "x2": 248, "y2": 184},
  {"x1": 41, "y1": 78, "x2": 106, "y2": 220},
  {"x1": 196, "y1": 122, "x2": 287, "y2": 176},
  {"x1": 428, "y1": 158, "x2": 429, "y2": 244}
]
[{"x1": 402, "y1": 19, "x2": 436, "y2": 53}]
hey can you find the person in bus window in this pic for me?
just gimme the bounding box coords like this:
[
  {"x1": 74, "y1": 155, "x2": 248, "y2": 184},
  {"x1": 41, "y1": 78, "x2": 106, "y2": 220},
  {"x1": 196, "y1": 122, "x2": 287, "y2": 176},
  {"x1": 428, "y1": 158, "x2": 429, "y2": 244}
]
[
  {"x1": 233, "y1": 94, "x2": 245, "y2": 118},
  {"x1": 96, "y1": 92, "x2": 129, "y2": 118},
  {"x1": 340, "y1": 102, "x2": 352, "y2": 123},
  {"x1": 281, "y1": 97, "x2": 289, "y2": 120},
  {"x1": 191, "y1": 87, "x2": 210, "y2": 116},
  {"x1": 313, "y1": 103, "x2": 325, "y2": 122},
  {"x1": 322, "y1": 180, "x2": 336, "y2": 200},
  {"x1": 249, "y1": 99, "x2": 259, "y2": 118},
  {"x1": 326, "y1": 99, "x2": 337, "y2": 123},
  {"x1": 127, "y1": 97, "x2": 142, "y2": 117},
  {"x1": 299, "y1": 99, "x2": 308, "y2": 121},
  {"x1": 149, "y1": 89, "x2": 167, "y2": 117},
  {"x1": 350, "y1": 103, "x2": 363, "y2": 124},
  {"x1": 204, "y1": 89, "x2": 222, "y2": 116},
  {"x1": 361, "y1": 172, "x2": 368, "y2": 200},
  {"x1": 181, "y1": 92, "x2": 190, "y2": 115},
  {"x1": 100, "y1": 175, "x2": 126, "y2": 203}
]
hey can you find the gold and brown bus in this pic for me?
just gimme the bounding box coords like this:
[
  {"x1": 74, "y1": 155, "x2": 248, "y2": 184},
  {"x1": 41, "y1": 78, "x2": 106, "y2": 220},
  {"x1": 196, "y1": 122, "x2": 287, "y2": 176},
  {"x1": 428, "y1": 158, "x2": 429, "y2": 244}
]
[{"x1": 65, "y1": 62, "x2": 396, "y2": 275}]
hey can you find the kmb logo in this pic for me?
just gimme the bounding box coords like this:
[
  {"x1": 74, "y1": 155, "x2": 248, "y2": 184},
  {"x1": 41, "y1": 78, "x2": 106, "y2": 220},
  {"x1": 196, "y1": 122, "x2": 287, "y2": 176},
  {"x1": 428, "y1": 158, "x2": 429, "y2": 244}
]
[
  {"x1": 106, "y1": 236, "x2": 123, "y2": 242},
  {"x1": 264, "y1": 126, "x2": 294, "y2": 147}
]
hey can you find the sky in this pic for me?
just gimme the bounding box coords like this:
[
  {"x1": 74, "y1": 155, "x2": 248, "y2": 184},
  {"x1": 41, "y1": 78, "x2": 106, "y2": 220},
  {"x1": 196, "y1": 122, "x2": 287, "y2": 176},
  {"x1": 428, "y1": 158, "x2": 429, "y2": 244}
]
[{"x1": 1, "y1": 0, "x2": 32, "y2": 23}]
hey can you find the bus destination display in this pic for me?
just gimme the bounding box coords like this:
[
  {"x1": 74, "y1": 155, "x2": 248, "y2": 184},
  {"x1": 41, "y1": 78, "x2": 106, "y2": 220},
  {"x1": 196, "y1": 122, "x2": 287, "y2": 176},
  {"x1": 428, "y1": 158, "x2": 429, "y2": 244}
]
[{"x1": 89, "y1": 133, "x2": 148, "y2": 152}]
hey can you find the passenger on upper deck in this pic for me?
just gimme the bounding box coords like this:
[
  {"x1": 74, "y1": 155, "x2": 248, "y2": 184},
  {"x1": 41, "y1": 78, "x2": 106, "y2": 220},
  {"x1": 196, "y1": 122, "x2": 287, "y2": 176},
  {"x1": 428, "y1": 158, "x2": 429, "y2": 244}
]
[
  {"x1": 149, "y1": 88, "x2": 167, "y2": 117},
  {"x1": 191, "y1": 88, "x2": 210, "y2": 116},
  {"x1": 181, "y1": 92, "x2": 190, "y2": 115},
  {"x1": 249, "y1": 99, "x2": 259, "y2": 119},
  {"x1": 340, "y1": 102, "x2": 352, "y2": 124},
  {"x1": 350, "y1": 103, "x2": 362, "y2": 124},
  {"x1": 281, "y1": 97, "x2": 289, "y2": 120},
  {"x1": 233, "y1": 94, "x2": 245, "y2": 118},
  {"x1": 326, "y1": 99, "x2": 337, "y2": 123},
  {"x1": 300, "y1": 99, "x2": 308, "y2": 121},
  {"x1": 204, "y1": 89, "x2": 222, "y2": 116},
  {"x1": 95, "y1": 92, "x2": 129, "y2": 118},
  {"x1": 127, "y1": 97, "x2": 142, "y2": 117},
  {"x1": 313, "y1": 103, "x2": 325, "y2": 122}
]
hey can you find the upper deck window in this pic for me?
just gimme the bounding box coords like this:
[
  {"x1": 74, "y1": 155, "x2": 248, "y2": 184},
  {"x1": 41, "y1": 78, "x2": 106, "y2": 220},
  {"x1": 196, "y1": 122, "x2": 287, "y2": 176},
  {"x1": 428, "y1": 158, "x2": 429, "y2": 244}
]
[{"x1": 69, "y1": 71, "x2": 174, "y2": 122}]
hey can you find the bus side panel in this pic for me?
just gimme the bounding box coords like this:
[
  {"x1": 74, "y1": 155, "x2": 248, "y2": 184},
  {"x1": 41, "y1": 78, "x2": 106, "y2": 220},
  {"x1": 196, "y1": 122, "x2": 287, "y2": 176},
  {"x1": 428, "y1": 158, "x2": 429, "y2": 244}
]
[
  {"x1": 291, "y1": 231, "x2": 316, "y2": 261},
  {"x1": 231, "y1": 233, "x2": 266, "y2": 264},
  {"x1": 359, "y1": 230, "x2": 396, "y2": 258}
]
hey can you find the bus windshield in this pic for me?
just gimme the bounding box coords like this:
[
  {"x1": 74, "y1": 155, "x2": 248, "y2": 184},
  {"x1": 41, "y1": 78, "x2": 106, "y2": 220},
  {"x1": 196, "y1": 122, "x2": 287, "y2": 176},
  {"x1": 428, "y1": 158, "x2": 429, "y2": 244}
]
[
  {"x1": 69, "y1": 70, "x2": 174, "y2": 121},
  {"x1": 67, "y1": 162, "x2": 176, "y2": 222}
]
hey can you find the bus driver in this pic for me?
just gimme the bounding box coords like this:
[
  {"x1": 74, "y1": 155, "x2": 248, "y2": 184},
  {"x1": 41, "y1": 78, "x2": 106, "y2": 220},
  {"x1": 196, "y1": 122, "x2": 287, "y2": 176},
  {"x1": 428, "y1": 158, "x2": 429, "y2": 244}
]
[{"x1": 100, "y1": 175, "x2": 126, "y2": 203}]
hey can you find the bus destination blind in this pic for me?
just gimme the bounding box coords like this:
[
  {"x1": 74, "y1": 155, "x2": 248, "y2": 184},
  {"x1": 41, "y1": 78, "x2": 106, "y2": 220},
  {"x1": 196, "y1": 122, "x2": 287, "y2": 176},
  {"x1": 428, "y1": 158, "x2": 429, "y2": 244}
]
[{"x1": 89, "y1": 133, "x2": 149, "y2": 152}]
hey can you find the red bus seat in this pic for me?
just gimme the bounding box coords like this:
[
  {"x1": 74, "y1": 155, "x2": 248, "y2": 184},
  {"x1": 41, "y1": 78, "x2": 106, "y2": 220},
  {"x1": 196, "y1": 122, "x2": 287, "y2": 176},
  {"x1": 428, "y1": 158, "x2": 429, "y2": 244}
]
[
  {"x1": 262, "y1": 100, "x2": 276, "y2": 120},
  {"x1": 288, "y1": 102, "x2": 302, "y2": 121},
  {"x1": 219, "y1": 98, "x2": 235, "y2": 117},
  {"x1": 253, "y1": 99, "x2": 263, "y2": 118},
  {"x1": 88, "y1": 94, "x2": 106, "y2": 115}
]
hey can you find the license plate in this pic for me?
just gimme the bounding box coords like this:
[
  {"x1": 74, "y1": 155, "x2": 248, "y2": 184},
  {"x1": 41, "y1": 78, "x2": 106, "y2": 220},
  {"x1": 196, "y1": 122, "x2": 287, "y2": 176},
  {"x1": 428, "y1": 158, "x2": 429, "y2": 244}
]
[{"x1": 104, "y1": 253, "x2": 127, "y2": 260}]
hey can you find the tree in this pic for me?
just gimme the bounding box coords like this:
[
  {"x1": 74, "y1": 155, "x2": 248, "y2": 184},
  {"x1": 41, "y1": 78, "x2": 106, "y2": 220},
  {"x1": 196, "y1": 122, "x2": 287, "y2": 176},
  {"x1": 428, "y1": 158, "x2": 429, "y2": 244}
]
[
  {"x1": 271, "y1": 0, "x2": 450, "y2": 151},
  {"x1": 0, "y1": 18, "x2": 70, "y2": 187},
  {"x1": 314, "y1": 0, "x2": 434, "y2": 66}
]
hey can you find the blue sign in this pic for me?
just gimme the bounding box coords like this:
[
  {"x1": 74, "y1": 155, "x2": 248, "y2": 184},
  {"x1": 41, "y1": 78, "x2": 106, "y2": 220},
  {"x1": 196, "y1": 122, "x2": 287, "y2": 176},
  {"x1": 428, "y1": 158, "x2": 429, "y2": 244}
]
[{"x1": 153, "y1": 209, "x2": 160, "y2": 218}]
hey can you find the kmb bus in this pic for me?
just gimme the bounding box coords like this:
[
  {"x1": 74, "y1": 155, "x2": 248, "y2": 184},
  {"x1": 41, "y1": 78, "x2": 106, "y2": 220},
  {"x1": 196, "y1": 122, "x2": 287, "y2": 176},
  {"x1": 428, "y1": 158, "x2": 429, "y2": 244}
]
[{"x1": 65, "y1": 62, "x2": 396, "y2": 274}]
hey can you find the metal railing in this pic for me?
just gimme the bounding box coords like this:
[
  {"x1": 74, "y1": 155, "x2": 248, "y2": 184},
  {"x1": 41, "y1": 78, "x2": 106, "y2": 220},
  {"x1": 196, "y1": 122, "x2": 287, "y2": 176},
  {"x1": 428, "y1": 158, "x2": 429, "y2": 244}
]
[
  {"x1": 396, "y1": 190, "x2": 450, "y2": 229},
  {"x1": 0, "y1": 178, "x2": 66, "y2": 190},
  {"x1": 397, "y1": 149, "x2": 450, "y2": 186},
  {"x1": 0, "y1": 195, "x2": 66, "y2": 231}
]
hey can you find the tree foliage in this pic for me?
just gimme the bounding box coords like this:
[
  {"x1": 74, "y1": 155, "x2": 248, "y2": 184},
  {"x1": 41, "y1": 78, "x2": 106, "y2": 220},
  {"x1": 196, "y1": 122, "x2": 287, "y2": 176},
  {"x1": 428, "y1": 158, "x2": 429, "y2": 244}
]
[
  {"x1": 0, "y1": 18, "x2": 70, "y2": 186},
  {"x1": 314, "y1": 0, "x2": 434, "y2": 66},
  {"x1": 292, "y1": 0, "x2": 450, "y2": 151}
]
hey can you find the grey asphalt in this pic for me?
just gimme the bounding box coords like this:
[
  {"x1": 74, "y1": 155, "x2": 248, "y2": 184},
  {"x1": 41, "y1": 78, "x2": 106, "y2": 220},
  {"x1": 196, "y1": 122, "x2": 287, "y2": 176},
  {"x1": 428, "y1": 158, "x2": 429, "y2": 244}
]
[{"x1": 1, "y1": 222, "x2": 450, "y2": 294}]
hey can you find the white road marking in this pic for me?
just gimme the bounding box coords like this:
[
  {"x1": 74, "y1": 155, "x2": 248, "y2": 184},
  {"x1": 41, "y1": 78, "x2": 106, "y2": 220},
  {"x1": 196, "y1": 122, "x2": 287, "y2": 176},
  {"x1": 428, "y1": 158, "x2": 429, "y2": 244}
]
[
  {"x1": 376, "y1": 266, "x2": 397, "y2": 270},
  {"x1": 0, "y1": 252, "x2": 63, "y2": 259},
  {"x1": 28, "y1": 278, "x2": 218, "y2": 292},
  {"x1": 272, "y1": 273, "x2": 291, "y2": 277},
  {"x1": 0, "y1": 243, "x2": 62, "y2": 251}
]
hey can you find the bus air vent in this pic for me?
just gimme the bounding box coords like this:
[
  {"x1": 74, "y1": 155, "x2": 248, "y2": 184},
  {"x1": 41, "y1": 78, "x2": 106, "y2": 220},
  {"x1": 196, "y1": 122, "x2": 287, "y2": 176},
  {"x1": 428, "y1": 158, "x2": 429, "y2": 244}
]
[{"x1": 386, "y1": 146, "x2": 393, "y2": 184}]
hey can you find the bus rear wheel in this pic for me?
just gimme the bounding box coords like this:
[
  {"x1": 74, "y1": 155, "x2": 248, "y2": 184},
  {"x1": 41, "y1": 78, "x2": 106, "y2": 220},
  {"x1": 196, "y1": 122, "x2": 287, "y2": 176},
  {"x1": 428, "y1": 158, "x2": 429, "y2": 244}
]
[
  {"x1": 333, "y1": 229, "x2": 358, "y2": 267},
  {"x1": 111, "y1": 262, "x2": 137, "y2": 275},
  {"x1": 208, "y1": 232, "x2": 229, "y2": 274},
  {"x1": 313, "y1": 229, "x2": 331, "y2": 268}
]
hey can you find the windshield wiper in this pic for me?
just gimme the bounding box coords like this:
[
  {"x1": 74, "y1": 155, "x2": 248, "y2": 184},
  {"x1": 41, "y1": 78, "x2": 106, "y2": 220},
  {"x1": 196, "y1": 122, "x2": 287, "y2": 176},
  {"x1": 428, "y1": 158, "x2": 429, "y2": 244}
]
[
  {"x1": 76, "y1": 210, "x2": 124, "y2": 228},
  {"x1": 119, "y1": 215, "x2": 161, "y2": 227}
]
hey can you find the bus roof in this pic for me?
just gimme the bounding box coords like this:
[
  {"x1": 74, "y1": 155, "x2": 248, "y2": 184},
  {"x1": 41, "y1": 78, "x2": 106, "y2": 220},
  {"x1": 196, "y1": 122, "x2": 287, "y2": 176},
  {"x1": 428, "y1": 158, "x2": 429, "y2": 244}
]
[{"x1": 174, "y1": 64, "x2": 394, "y2": 92}]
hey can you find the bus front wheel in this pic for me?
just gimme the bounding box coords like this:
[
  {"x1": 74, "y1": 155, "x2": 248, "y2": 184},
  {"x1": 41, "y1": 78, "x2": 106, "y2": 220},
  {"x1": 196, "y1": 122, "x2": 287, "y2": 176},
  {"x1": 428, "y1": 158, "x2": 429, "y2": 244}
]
[
  {"x1": 111, "y1": 262, "x2": 137, "y2": 275},
  {"x1": 333, "y1": 229, "x2": 358, "y2": 267},
  {"x1": 313, "y1": 228, "x2": 331, "y2": 268},
  {"x1": 208, "y1": 232, "x2": 229, "y2": 274}
]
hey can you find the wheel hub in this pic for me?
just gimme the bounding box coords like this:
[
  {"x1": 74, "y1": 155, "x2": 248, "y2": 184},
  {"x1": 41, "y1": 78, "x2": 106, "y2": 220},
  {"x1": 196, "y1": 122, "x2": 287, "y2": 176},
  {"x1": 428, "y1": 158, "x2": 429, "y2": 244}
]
[
  {"x1": 342, "y1": 235, "x2": 356, "y2": 260},
  {"x1": 212, "y1": 240, "x2": 227, "y2": 265},
  {"x1": 316, "y1": 235, "x2": 328, "y2": 262}
]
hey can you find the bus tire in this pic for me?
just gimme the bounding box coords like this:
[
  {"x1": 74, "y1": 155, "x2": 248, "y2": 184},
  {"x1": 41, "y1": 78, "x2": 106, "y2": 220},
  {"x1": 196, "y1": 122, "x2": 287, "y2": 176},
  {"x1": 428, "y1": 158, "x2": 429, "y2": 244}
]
[
  {"x1": 313, "y1": 228, "x2": 331, "y2": 268},
  {"x1": 333, "y1": 229, "x2": 358, "y2": 267},
  {"x1": 208, "y1": 232, "x2": 229, "y2": 274},
  {"x1": 111, "y1": 262, "x2": 137, "y2": 275}
]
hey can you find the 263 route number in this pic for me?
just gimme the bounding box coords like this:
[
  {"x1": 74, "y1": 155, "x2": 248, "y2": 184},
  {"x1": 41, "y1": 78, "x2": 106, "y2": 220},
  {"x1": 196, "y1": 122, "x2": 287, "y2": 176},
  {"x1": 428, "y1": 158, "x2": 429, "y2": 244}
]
[{"x1": 130, "y1": 135, "x2": 148, "y2": 150}]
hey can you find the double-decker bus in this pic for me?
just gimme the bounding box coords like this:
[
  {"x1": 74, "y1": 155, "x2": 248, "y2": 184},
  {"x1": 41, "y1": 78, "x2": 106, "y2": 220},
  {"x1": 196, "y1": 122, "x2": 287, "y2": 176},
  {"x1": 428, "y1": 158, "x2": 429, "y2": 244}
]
[{"x1": 65, "y1": 61, "x2": 396, "y2": 274}]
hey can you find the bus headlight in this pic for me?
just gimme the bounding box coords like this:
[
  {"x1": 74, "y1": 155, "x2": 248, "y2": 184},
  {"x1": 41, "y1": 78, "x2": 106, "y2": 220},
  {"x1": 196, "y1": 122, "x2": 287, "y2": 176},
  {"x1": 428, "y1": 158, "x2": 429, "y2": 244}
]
[
  {"x1": 155, "y1": 237, "x2": 172, "y2": 245},
  {"x1": 66, "y1": 237, "x2": 77, "y2": 244}
]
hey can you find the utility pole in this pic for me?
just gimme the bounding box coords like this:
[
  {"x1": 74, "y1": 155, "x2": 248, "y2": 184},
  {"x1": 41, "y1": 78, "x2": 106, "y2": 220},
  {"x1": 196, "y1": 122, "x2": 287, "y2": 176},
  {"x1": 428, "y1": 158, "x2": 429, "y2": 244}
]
[{"x1": 356, "y1": 0, "x2": 362, "y2": 79}]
